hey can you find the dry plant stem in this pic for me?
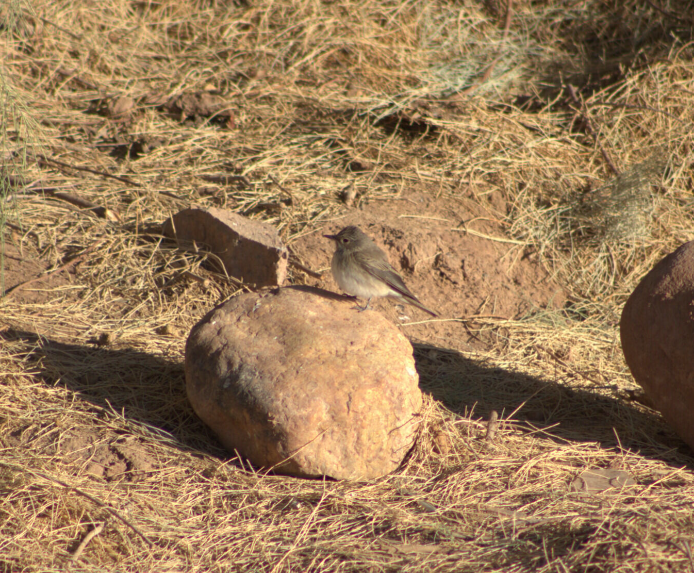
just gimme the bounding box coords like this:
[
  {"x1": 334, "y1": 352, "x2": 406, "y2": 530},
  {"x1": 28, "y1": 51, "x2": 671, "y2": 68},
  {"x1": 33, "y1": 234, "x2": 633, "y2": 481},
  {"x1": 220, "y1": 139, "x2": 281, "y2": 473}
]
[
  {"x1": 37, "y1": 155, "x2": 141, "y2": 187},
  {"x1": 402, "y1": 315, "x2": 510, "y2": 327},
  {"x1": 0, "y1": 462, "x2": 152, "y2": 547},
  {"x1": 677, "y1": 540, "x2": 694, "y2": 570},
  {"x1": 268, "y1": 174, "x2": 295, "y2": 205},
  {"x1": 643, "y1": 0, "x2": 691, "y2": 23},
  {"x1": 452, "y1": 227, "x2": 528, "y2": 245},
  {"x1": 2, "y1": 240, "x2": 104, "y2": 298},
  {"x1": 199, "y1": 174, "x2": 250, "y2": 187},
  {"x1": 288, "y1": 255, "x2": 323, "y2": 278},
  {"x1": 464, "y1": 314, "x2": 511, "y2": 320},
  {"x1": 33, "y1": 14, "x2": 83, "y2": 40},
  {"x1": 70, "y1": 521, "x2": 106, "y2": 562},
  {"x1": 567, "y1": 84, "x2": 620, "y2": 176},
  {"x1": 262, "y1": 429, "x2": 330, "y2": 475},
  {"x1": 50, "y1": 191, "x2": 118, "y2": 220}
]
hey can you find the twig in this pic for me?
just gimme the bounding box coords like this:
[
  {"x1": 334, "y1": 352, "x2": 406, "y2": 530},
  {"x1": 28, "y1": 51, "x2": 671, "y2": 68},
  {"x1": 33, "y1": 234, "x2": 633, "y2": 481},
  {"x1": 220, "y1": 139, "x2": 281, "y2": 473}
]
[
  {"x1": 39, "y1": 190, "x2": 119, "y2": 220},
  {"x1": 2, "y1": 240, "x2": 104, "y2": 298},
  {"x1": 5, "y1": 176, "x2": 118, "y2": 218},
  {"x1": 35, "y1": 15, "x2": 83, "y2": 41},
  {"x1": 3, "y1": 221, "x2": 40, "y2": 242},
  {"x1": 71, "y1": 521, "x2": 106, "y2": 562},
  {"x1": 643, "y1": 0, "x2": 691, "y2": 23},
  {"x1": 451, "y1": 227, "x2": 528, "y2": 245},
  {"x1": 0, "y1": 462, "x2": 152, "y2": 546},
  {"x1": 199, "y1": 173, "x2": 250, "y2": 188},
  {"x1": 485, "y1": 410, "x2": 499, "y2": 442},
  {"x1": 402, "y1": 314, "x2": 511, "y2": 326},
  {"x1": 289, "y1": 255, "x2": 323, "y2": 279},
  {"x1": 262, "y1": 429, "x2": 329, "y2": 475},
  {"x1": 52, "y1": 192, "x2": 120, "y2": 220},
  {"x1": 158, "y1": 189, "x2": 184, "y2": 201},
  {"x1": 37, "y1": 154, "x2": 141, "y2": 187},
  {"x1": 567, "y1": 84, "x2": 620, "y2": 175},
  {"x1": 161, "y1": 270, "x2": 211, "y2": 289},
  {"x1": 472, "y1": 505, "x2": 568, "y2": 526},
  {"x1": 268, "y1": 174, "x2": 296, "y2": 205}
]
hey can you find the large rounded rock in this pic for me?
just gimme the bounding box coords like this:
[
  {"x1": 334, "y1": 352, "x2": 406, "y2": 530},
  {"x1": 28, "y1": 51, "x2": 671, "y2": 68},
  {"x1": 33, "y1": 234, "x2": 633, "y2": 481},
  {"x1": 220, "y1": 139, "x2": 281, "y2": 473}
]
[
  {"x1": 185, "y1": 286, "x2": 423, "y2": 480},
  {"x1": 620, "y1": 241, "x2": 694, "y2": 450}
]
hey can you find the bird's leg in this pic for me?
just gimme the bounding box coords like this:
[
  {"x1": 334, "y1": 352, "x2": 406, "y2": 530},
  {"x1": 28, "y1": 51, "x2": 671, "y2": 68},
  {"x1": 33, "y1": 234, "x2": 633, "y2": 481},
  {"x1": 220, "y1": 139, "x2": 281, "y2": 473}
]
[{"x1": 355, "y1": 297, "x2": 372, "y2": 312}]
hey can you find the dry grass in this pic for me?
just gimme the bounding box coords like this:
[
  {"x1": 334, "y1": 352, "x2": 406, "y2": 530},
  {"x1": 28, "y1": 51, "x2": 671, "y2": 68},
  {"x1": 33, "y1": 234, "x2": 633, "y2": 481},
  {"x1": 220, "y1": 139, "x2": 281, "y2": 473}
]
[{"x1": 2, "y1": 0, "x2": 694, "y2": 570}]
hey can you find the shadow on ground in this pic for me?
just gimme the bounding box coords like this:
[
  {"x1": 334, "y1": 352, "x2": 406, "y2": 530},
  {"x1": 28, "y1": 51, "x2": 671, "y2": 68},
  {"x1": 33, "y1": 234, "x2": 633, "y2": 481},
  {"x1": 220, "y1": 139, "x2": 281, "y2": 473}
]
[
  {"x1": 413, "y1": 341, "x2": 693, "y2": 467},
  {"x1": 3, "y1": 328, "x2": 690, "y2": 469},
  {"x1": 2, "y1": 328, "x2": 225, "y2": 459},
  {"x1": 535, "y1": 1, "x2": 694, "y2": 96}
]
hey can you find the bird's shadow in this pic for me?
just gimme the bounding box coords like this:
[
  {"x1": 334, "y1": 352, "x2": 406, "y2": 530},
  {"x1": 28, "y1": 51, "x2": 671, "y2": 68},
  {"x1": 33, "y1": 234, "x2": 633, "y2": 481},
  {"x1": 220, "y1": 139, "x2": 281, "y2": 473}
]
[
  {"x1": 283, "y1": 284, "x2": 356, "y2": 303},
  {"x1": 3, "y1": 327, "x2": 691, "y2": 469}
]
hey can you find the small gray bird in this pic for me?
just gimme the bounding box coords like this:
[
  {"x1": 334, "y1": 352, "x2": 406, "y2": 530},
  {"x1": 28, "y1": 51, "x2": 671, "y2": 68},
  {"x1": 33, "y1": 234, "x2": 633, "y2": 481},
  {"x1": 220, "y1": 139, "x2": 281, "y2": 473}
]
[{"x1": 324, "y1": 226, "x2": 438, "y2": 317}]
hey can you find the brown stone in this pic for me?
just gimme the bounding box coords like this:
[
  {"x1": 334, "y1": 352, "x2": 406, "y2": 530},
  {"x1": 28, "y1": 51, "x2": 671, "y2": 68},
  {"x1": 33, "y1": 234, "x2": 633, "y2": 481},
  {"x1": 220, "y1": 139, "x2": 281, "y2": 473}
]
[
  {"x1": 163, "y1": 208, "x2": 288, "y2": 287},
  {"x1": 620, "y1": 241, "x2": 694, "y2": 450},
  {"x1": 569, "y1": 469, "x2": 636, "y2": 495},
  {"x1": 185, "y1": 286, "x2": 423, "y2": 480}
]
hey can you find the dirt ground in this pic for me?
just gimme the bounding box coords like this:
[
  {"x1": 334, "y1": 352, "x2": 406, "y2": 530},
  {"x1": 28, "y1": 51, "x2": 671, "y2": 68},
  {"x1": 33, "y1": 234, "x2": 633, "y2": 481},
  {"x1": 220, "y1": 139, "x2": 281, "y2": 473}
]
[
  {"x1": 2, "y1": 0, "x2": 694, "y2": 571},
  {"x1": 296, "y1": 190, "x2": 565, "y2": 350}
]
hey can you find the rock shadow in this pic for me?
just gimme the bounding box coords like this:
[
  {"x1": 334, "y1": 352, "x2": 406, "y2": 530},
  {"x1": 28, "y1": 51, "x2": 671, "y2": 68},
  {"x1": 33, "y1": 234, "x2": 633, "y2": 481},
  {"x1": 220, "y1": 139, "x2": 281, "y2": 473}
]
[
  {"x1": 2, "y1": 328, "x2": 225, "y2": 459},
  {"x1": 4, "y1": 327, "x2": 690, "y2": 471},
  {"x1": 412, "y1": 342, "x2": 693, "y2": 468}
]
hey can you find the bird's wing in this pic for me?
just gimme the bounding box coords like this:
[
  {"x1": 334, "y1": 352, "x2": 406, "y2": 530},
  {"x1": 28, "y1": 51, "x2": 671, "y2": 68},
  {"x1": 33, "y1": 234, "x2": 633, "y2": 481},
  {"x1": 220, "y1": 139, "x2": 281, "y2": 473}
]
[
  {"x1": 358, "y1": 249, "x2": 439, "y2": 316},
  {"x1": 358, "y1": 250, "x2": 418, "y2": 301}
]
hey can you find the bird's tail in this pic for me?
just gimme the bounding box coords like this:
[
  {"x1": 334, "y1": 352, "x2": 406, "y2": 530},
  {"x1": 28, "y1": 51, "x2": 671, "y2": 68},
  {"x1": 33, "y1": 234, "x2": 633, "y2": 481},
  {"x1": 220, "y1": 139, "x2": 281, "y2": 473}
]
[{"x1": 405, "y1": 295, "x2": 438, "y2": 317}]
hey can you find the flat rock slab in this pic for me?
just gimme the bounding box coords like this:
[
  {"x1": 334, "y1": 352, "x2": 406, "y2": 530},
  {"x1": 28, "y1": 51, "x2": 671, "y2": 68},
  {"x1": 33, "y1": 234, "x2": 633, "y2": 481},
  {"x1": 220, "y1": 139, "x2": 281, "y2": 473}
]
[
  {"x1": 621, "y1": 240, "x2": 694, "y2": 451},
  {"x1": 163, "y1": 207, "x2": 288, "y2": 287},
  {"x1": 185, "y1": 286, "x2": 423, "y2": 480},
  {"x1": 569, "y1": 469, "x2": 636, "y2": 495}
]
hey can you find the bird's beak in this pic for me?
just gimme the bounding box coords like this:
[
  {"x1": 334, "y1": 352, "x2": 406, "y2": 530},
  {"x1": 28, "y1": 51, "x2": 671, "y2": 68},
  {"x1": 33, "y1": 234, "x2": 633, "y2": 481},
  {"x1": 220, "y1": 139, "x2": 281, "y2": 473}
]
[{"x1": 324, "y1": 234, "x2": 338, "y2": 241}]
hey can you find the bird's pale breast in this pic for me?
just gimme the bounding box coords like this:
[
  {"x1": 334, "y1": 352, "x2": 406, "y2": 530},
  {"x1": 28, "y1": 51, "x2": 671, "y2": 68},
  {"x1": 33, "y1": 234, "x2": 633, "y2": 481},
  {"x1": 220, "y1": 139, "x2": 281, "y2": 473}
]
[{"x1": 331, "y1": 251, "x2": 393, "y2": 298}]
